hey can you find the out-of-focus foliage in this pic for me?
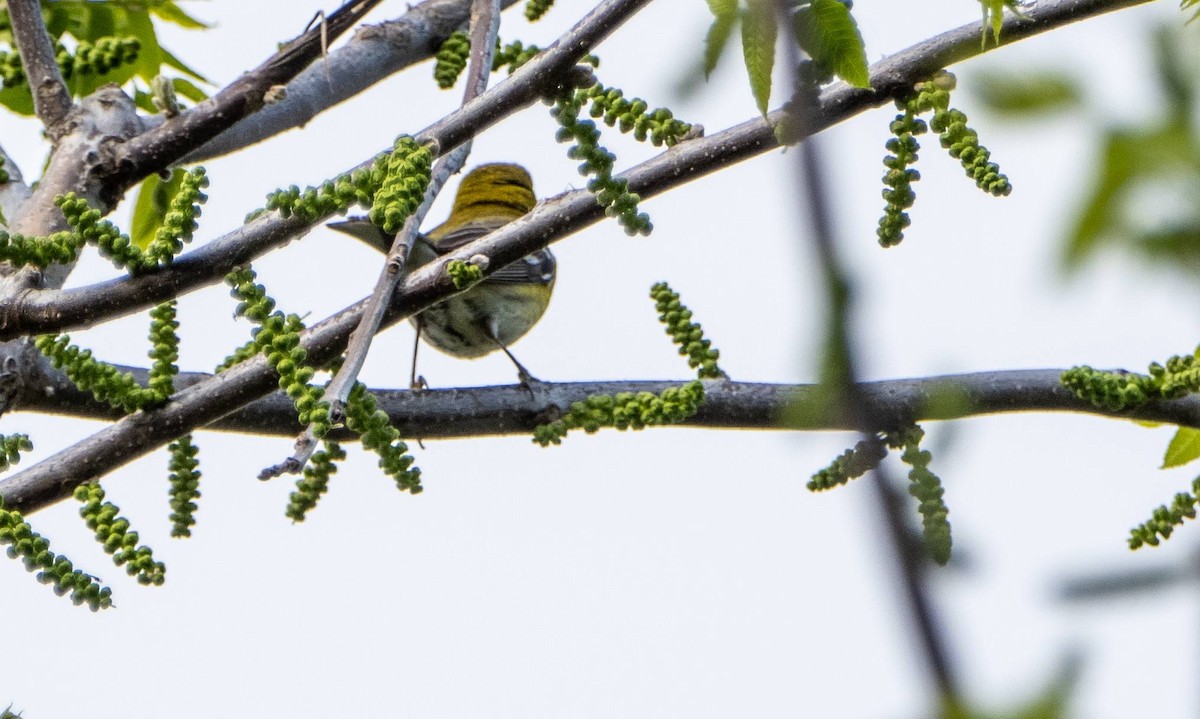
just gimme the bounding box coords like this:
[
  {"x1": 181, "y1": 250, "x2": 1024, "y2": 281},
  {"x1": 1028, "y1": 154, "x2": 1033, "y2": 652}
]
[
  {"x1": 0, "y1": 0, "x2": 210, "y2": 116},
  {"x1": 941, "y1": 654, "x2": 1079, "y2": 719},
  {"x1": 969, "y1": 70, "x2": 1082, "y2": 116},
  {"x1": 1050, "y1": 27, "x2": 1200, "y2": 273}
]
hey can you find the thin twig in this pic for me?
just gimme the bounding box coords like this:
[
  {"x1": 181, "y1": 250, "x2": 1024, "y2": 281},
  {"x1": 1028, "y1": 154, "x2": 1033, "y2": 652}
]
[
  {"x1": 180, "y1": 0, "x2": 523, "y2": 163},
  {"x1": 102, "y1": 0, "x2": 384, "y2": 201},
  {"x1": 7, "y1": 0, "x2": 71, "y2": 131},
  {"x1": 267, "y1": 0, "x2": 503, "y2": 478}
]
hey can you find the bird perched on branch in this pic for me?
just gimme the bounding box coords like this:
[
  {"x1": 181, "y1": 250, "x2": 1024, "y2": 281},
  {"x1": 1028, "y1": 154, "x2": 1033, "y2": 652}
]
[{"x1": 329, "y1": 163, "x2": 555, "y2": 387}]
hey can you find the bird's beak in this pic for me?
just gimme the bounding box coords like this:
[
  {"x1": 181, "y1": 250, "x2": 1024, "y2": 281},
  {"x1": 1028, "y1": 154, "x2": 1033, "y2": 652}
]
[{"x1": 327, "y1": 216, "x2": 392, "y2": 254}]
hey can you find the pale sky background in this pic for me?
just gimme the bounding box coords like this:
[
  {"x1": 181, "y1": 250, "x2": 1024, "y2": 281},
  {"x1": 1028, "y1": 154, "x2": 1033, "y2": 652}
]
[{"x1": 1, "y1": 0, "x2": 1197, "y2": 716}]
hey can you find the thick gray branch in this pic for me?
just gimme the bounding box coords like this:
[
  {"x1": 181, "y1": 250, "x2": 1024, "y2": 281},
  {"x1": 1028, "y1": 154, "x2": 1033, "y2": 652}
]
[
  {"x1": 181, "y1": 0, "x2": 521, "y2": 162},
  {"x1": 5, "y1": 368, "x2": 1197, "y2": 513},
  {"x1": 102, "y1": 0, "x2": 384, "y2": 200},
  {"x1": 8, "y1": 0, "x2": 71, "y2": 132}
]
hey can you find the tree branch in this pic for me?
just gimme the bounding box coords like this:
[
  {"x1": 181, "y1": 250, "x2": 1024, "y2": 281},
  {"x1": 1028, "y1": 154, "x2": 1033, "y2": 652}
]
[
  {"x1": 180, "y1": 0, "x2": 521, "y2": 162},
  {"x1": 100, "y1": 0, "x2": 385, "y2": 201},
  {"x1": 0, "y1": 0, "x2": 1159, "y2": 515},
  {"x1": 1, "y1": 0, "x2": 1150, "y2": 338},
  {"x1": 7, "y1": 0, "x2": 71, "y2": 132},
  {"x1": 4, "y1": 368, "x2": 1194, "y2": 513}
]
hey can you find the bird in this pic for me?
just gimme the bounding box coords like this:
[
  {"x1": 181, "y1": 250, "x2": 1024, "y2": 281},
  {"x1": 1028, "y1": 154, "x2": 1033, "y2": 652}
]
[{"x1": 328, "y1": 163, "x2": 555, "y2": 387}]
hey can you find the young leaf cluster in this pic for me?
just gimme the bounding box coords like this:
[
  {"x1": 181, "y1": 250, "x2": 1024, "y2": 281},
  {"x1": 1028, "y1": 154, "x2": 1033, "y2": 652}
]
[
  {"x1": 0, "y1": 496, "x2": 112, "y2": 611},
  {"x1": 446, "y1": 258, "x2": 484, "y2": 289},
  {"x1": 75, "y1": 482, "x2": 165, "y2": 586}
]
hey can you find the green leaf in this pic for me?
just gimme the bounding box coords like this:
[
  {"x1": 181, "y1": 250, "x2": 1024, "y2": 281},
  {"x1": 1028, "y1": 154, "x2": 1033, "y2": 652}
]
[
  {"x1": 1064, "y1": 123, "x2": 1198, "y2": 269},
  {"x1": 705, "y1": 0, "x2": 737, "y2": 18},
  {"x1": 1163, "y1": 427, "x2": 1200, "y2": 468},
  {"x1": 740, "y1": 0, "x2": 776, "y2": 116},
  {"x1": 792, "y1": 0, "x2": 869, "y2": 88},
  {"x1": 149, "y1": 2, "x2": 212, "y2": 30},
  {"x1": 169, "y1": 76, "x2": 208, "y2": 103},
  {"x1": 970, "y1": 70, "x2": 1082, "y2": 116},
  {"x1": 130, "y1": 169, "x2": 186, "y2": 250},
  {"x1": 703, "y1": 13, "x2": 738, "y2": 78},
  {"x1": 160, "y1": 47, "x2": 210, "y2": 84}
]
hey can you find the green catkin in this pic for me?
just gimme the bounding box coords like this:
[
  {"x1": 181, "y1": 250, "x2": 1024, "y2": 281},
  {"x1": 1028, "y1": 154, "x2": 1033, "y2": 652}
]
[
  {"x1": 216, "y1": 339, "x2": 260, "y2": 372},
  {"x1": 144, "y1": 167, "x2": 209, "y2": 266},
  {"x1": 225, "y1": 267, "x2": 332, "y2": 439},
  {"x1": 434, "y1": 31, "x2": 470, "y2": 89},
  {"x1": 286, "y1": 441, "x2": 347, "y2": 522},
  {"x1": 262, "y1": 150, "x2": 392, "y2": 224},
  {"x1": 75, "y1": 482, "x2": 165, "y2": 586},
  {"x1": 876, "y1": 72, "x2": 1009, "y2": 247},
  {"x1": 1061, "y1": 351, "x2": 1200, "y2": 412},
  {"x1": 168, "y1": 435, "x2": 201, "y2": 538},
  {"x1": 0, "y1": 497, "x2": 113, "y2": 610},
  {"x1": 650, "y1": 282, "x2": 724, "y2": 379},
  {"x1": 346, "y1": 383, "x2": 422, "y2": 494},
  {"x1": 446, "y1": 258, "x2": 484, "y2": 289},
  {"x1": 525, "y1": 0, "x2": 554, "y2": 21},
  {"x1": 808, "y1": 436, "x2": 888, "y2": 491},
  {"x1": 0, "y1": 434, "x2": 31, "y2": 471},
  {"x1": 1129, "y1": 477, "x2": 1200, "y2": 549},
  {"x1": 492, "y1": 40, "x2": 540, "y2": 73},
  {"x1": 533, "y1": 381, "x2": 705, "y2": 446},
  {"x1": 0, "y1": 229, "x2": 82, "y2": 268},
  {"x1": 886, "y1": 425, "x2": 952, "y2": 566},
  {"x1": 877, "y1": 100, "x2": 925, "y2": 247},
  {"x1": 368, "y1": 136, "x2": 433, "y2": 234},
  {"x1": 551, "y1": 89, "x2": 650, "y2": 236},
  {"x1": 147, "y1": 301, "x2": 180, "y2": 401},
  {"x1": 0, "y1": 36, "x2": 140, "y2": 89},
  {"x1": 36, "y1": 334, "x2": 160, "y2": 412},
  {"x1": 56, "y1": 192, "x2": 151, "y2": 272}
]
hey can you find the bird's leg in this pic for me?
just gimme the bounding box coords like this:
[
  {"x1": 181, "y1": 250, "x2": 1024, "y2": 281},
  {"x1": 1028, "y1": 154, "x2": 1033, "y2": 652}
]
[
  {"x1": 487, "y1": 325, "x2": 540, "y2": 391},
  {"x1": 410, "y1": 318, "x2": 428, "y2": 391}
]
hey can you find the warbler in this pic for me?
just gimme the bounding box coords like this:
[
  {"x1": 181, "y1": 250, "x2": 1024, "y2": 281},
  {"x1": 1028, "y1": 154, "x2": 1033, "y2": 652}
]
[{"x1": 329, "y1": 163, "x2": 555, "y2": 385}]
